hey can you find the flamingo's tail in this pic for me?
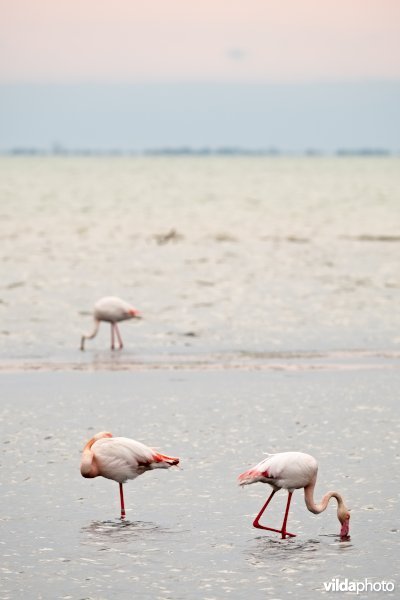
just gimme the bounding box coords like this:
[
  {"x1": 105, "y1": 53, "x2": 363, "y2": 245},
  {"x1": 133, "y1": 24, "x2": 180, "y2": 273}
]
[
  {"x1": 152, "y1": 452, "x2": 180, "y2": 468},
  {"x1": 238, "y1": 467, "x2": 265, "y2": 486}
]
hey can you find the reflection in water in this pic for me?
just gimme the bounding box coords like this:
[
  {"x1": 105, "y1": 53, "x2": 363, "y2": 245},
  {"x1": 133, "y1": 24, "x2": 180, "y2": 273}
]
[
  {"x1": 81, "y1": 519, "x2": 162, "y2": 545},
  {"x1": 245, "y1": 533, "x2": 355, "y2": 576},
  {"x1": 246, "y1": 536, "x2": 322, "y2": 565},
  {"x1": 320, "y1": 533, "x2": 354, "y2": 551}
]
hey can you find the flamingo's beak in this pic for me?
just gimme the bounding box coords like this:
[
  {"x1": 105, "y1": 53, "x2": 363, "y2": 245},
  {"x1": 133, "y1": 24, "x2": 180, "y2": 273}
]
[
  {"x1": 340, "y1": 517, "x2": 350, "y2": 538},
  {"x1": 130, "y1": 310, "x2": 142, "y2": 319}
]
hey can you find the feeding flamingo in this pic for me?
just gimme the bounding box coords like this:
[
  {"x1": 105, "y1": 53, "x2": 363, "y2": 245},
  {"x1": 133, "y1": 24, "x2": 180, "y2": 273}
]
[
  {"x1": 80, "y1": 296, "x2": 141, "y2": 350},
  {"x1": 80, "y1": 432, "x2": 180, "y2": 519},
  {"x1": 238, "y1": 451, "x2": 350, "y2": 539}
]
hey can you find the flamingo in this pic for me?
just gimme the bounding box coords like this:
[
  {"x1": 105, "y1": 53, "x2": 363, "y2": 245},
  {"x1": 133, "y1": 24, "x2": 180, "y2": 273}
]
[
  {"x1": 80, "y1": 296, "x2": 141, "y2": 350},
  {"x1": 238, "y1": 452, "x2": 350, "y2": 539},
  {"x1": 80, "y1": 431, "x2": 180, "y2": 519}
]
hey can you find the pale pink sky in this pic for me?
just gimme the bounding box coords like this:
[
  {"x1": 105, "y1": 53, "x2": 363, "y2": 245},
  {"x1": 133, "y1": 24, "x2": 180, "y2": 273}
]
[{"x1": 1, "y1": 0, "x2": 400, "y2": 83}]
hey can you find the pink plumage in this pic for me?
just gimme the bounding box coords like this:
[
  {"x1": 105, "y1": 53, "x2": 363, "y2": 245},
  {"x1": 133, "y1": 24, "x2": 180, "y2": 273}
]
[
  {"x1": 81, "y1": 431, "x2": 179, "y2": 518},
  {"x1": 238, "y1": 451, "x2": 350, "y2": 539},
  {"x1": 238, "y1": 452, "x2": 318, "y2": 490},
  {"x1": 80, "y1": 296, "x2": 141, "y2": 350}
]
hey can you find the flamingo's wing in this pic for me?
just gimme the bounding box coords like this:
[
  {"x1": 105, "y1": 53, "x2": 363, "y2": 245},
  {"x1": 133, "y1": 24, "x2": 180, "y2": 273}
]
[
  {"x1": 92, "y1": 437, "x2": 178, "y2": 482},
  {"x1": 238, "y1": 454, "x2": 279, "y2": 486},
  {"x1": 239, "y1": 451, "x2": 318, "y2": 490}
]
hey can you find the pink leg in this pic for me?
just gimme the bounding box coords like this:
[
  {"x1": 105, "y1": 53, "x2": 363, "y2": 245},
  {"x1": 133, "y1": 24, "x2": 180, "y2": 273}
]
[
  {"x1": 110, "y1": 324, "x2": 115, "y2": 350},
  {"x1": 281, "y1": 492, "x2": 296, "y2": 539},
  {"x1": 253, "y1": 489, "x2": 296, "y2": 538},
  {"x1": 253, "y1": 490, "x2": 277, "y2": 530},
  {"x1": 119, "y1": 483, "x2": 126, "y2": 519},
  {"x1": 114, "y1": 323, "x2": 124, "y2": 349}
]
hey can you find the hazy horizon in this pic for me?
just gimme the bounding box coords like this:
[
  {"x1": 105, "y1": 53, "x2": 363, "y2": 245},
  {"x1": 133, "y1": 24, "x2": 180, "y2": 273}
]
[
  {"x1": 1, "y1": 1, "x2": 399, "y2": 152},
  {"x1": 1, "y1": 81, "x2": 399, "y2": 152},
  {"x1": 2, "y1": 1, "x2": 400, "y2": 84}
]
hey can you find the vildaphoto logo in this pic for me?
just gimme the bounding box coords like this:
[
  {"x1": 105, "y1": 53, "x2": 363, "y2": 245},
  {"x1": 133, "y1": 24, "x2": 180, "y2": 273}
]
[{"x1": 323, "y1": 578, "x2": 395, "y2": 594}]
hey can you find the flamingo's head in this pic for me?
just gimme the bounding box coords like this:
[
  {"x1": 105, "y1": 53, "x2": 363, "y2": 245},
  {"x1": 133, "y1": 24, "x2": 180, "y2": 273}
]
[
  {"x1": 338, "y1": 506, "x2": 351, "y2": 538},
  {"x1": 129, "y1": 308, "x2": 142, "y2": 319}
]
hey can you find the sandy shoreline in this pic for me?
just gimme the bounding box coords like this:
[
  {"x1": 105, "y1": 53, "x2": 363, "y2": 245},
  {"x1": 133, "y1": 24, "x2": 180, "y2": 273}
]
[{"x1": 1, "y1": 348, "x2": 399, "y2": 373}]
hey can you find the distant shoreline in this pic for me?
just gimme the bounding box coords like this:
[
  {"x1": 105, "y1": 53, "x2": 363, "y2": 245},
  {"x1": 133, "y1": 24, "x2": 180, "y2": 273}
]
[{"x1": 0, "y1": 147, "x2": 396, "y2": 157}]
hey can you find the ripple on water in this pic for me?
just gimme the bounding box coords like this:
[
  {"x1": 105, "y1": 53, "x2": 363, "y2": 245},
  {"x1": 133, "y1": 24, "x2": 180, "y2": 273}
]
[
  {"x1": 80, "y1": 519, "x2": 188, "y2": 548},
  {"x1": 247, "y1": 536, "x2": 321, "y2": 564},
  {"x1": 245, "y1": 533, "x2": 354, "y2": 574},
  {"x1": 81, "y1": 519, "x2": 162, "y2": 545}
]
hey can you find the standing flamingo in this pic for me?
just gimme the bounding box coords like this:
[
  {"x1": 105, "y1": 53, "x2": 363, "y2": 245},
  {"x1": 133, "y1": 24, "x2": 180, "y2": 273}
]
[
  {"x1": 80, "y1": 432, "x2": 180, "y2": 519},
  {"x1": 238, "y1": 452, "x2": 350, "y2": 539},
  {"x1": 80, "y1": 296, "x2": 141, "y2": 350}
]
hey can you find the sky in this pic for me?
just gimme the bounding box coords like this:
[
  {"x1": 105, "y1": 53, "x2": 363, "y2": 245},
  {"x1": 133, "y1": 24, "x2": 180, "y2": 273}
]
[{"x1": 1, "y1": 0, "x2": 400, "y2": 150}]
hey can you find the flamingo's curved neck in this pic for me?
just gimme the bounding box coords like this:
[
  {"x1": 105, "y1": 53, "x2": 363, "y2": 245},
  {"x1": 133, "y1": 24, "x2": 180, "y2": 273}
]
[
  {"x1": 80, "y1": 437, "x2": 99, "y2": 478},
  {"x1": 304, "y1": 479, "x2": 345, "y2": 514},
  {"x1": 81, "y1": 319, "x2": 100, "y2": 350}
]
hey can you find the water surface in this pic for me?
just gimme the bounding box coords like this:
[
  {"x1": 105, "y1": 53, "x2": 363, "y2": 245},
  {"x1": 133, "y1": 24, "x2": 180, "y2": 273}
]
[
  {"x1": 1, "y1": 370, "x2": 398, "y2": 599},
  {"x1": 1, "y1": 156, "x2": 399, "y2": 598},
  {"x1": 1, "y1": 156, "x2": 399, "y2": 363}
]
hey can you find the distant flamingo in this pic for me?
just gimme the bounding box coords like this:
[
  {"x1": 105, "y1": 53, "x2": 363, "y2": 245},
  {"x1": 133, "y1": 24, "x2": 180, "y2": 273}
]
[
  {"x1": 238, "y1": 452, "x2": 350, "y2": 539},
  {"x1": 80, "y1": 432, "x2": 180, "y2": 519},
  {"x1": 80, "y1": 296, "x2": 141, "y2": 350}
]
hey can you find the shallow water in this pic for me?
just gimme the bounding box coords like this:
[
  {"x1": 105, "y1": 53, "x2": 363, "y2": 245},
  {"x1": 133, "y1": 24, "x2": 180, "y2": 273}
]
[
  {"x1": 1, "y1": 156, "x2": 399, "y2": 598},
  {"x1": 1, "y1": 156, "x2": 399, "y2": 362},
  {"x1": 1, "y1": 370, "x2": 399, "y2": 599}
]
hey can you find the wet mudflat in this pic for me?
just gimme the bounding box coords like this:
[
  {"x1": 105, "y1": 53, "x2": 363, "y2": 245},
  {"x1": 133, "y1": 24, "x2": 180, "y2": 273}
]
[
  {"x1": 1, "y1": 156, "x2": 400, "y2": 362},
  {"x1": 1, "y1": 368, "x2": 398, "y2": 599}
]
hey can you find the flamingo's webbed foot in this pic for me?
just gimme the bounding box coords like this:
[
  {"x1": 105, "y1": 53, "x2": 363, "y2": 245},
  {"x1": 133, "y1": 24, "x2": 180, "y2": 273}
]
[
  {"x1": 253, "y1": 522, "x2": 296, "y2": 538},
  {"x1": 281, "y1": 531, "x2": 296, "y2": 539}
]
